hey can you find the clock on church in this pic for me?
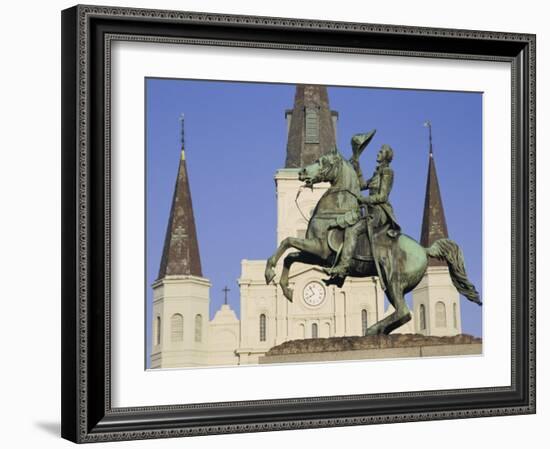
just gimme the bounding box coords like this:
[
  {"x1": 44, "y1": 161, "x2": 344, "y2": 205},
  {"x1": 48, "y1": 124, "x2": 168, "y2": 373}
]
[{"x1": 302, "y1": 281, "x2": 326, "y2": 306}]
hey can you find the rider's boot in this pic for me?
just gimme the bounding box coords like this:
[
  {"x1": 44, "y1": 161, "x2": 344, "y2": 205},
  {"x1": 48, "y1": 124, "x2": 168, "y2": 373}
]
[
  {"x1": 324, "y1": 223, "x2": 361, "y2": 281},
  {"x1": 330, "y1": 244, "x2": 353, "y2": 278}
]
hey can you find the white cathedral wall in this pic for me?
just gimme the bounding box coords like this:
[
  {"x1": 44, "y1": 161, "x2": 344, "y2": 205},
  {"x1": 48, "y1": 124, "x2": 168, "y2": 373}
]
[
  {"x1": 236, "y1": 259, "x2": 388, "y2": 365},
  {"x1": 287, "y1": 267, "x2": 338, "y2": 339},
  {"x1": 208, "y1": 305, "x2": 240, "y2": 366},
  {"x1": 275, "y1": 169, "x2": 329, "y2": 244},
  {"x1": 151, "y1": 276, "x2": 211, "y2": 368},
  {"x1": 412, "y1": 266, "x2": 461, "y2": 337},
  {"x1": 238, "y1": 260, "x2": 279, "y2": 364}
]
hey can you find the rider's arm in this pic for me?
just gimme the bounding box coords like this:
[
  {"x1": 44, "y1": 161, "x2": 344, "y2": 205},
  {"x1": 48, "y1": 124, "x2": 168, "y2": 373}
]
[
  {"x1": 351, "y1": 159, "x2": 370, "y2": 191},
  {"x1": 362, "y1": 168, "x2": 393, "y2": 205}
]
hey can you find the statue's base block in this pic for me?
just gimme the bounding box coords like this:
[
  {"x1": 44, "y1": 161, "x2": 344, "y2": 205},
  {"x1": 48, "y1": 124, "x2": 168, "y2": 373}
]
[{"x1": 258, "y1": 334, "x2": 482, "y2": 364}]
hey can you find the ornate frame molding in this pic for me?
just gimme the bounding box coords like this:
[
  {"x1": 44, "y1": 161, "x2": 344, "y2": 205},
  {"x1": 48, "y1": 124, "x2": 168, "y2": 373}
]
[{"x1": 61, "y1": 4, "x2": 535, "y2": 443}]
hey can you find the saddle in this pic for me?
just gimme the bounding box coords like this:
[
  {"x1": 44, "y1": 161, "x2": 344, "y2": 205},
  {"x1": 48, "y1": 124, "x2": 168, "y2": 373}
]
[{"x1": 327, "y1": 228, "x2": 373, "y2": 261}]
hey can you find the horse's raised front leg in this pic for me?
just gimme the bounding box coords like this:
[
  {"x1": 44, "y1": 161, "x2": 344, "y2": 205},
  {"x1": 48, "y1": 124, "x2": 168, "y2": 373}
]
[
  {"x1": 265, "y1": 236, "x2": 328, "y2": 285},
  {"x1": 279, "y1": 252, "x2": 324, "y2": 301}
]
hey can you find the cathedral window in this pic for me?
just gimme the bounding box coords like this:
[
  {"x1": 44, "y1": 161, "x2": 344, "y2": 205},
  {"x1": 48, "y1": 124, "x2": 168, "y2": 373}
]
[
  {"x1": 435, "y1": 301, "x2": 447, "y2": 328},
  {"x1": 311, "y1": 323, "x2": 318, "y2": 338},
  {"x1": 259, "y1": 314, "x2": 267, "y2": 342},
  {"x1": 419, "y1": 304, "x2": 426, "y2": 330},
  {"x1": 171, "y1": 313, "x2": 183, "y2": 342},
  {"x1": 453, "y1": 303, "x2": 458, "y2": 328},
  {"x1": 194, "y1": 314, "x2": 202, "y2": 342},
  {"x1": 155, "y1": 316, "x2": 161, "y2": 346},
  {"x1": 361, "y1": 309, "x2": 368, "y2": 336}
]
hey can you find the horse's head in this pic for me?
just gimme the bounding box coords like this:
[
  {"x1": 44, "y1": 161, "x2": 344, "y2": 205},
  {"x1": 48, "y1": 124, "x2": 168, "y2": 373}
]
[{"x1": 298, "y1": 147, "x2": 343, "y2": 188}]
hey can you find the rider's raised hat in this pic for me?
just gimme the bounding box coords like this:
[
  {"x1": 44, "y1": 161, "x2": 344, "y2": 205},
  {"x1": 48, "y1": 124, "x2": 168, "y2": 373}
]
[{"x1": 351, "y1": 129, "x2": 376, "y2": 160}]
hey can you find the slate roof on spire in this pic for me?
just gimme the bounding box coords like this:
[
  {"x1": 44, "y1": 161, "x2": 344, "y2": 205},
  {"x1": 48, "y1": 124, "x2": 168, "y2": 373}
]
[
  {"x1": 157, "y1": 142, "x2": 203, "y2": 279},
  {"x1": 420, "y1": 135, "x2": 449, "y2": 267},
  {"x1": 285, "y1": 84, "x2": 338, "y2": 168}
]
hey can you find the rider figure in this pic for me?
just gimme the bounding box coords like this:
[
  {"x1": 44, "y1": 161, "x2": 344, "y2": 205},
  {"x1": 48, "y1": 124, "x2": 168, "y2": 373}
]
[{"x1": 327, "y1": 144, "x2": 400, "y2": 280}]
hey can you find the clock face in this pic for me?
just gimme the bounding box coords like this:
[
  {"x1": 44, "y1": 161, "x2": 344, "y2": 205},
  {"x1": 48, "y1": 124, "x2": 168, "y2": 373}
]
[{"x1": 303, "y1": 281, "x2": 326, "y2": 307}]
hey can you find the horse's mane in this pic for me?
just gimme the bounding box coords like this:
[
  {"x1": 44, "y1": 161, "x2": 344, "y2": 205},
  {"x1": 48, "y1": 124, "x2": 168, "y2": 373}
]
[{"x1": 338, "y1": 157, "x2": 361, "y2": 193}]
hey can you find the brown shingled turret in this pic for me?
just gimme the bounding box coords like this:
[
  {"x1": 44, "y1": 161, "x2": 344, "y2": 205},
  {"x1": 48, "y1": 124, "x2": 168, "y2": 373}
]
[
  {"x1": 420, "y1": 122, "x2": 449, "y2": 266},
  {"x1": 285, "y1": 84, "x2": 338, "y2": 168},
  {"x1": 157, "y1": 120, "x2": 202, "y2": 279}
]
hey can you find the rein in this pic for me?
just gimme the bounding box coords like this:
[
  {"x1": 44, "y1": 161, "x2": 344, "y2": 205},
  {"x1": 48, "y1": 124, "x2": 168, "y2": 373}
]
[{"x1": 295, "y1": 184, "x2": 362, "y2": 224}]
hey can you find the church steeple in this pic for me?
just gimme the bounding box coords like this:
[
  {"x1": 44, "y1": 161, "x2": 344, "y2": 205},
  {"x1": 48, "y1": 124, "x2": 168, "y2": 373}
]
[
  {"x1": 284, "y1": 84, "x2": 338, "y2": 168},
  {"x1": 157, "y1": 114, "x2": 202, "y2": 279},
  {"x1": 420, "y1": 121, "x2": 449, "y2": 266}
]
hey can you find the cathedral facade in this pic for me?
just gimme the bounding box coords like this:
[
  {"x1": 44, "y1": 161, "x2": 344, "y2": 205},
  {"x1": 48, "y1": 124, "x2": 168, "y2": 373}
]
[{"x1": 150, "y1": 85, "x2": 460, "y2": 369}]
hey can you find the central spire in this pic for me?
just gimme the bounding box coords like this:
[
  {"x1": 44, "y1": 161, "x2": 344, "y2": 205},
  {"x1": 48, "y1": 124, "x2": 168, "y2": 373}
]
[
  {"x1": 157, "y1": 115, "x2": 203, "y2": 279},
  {"x1": 420, "y1": 121, "x2": 449, "y2": 267},
  {"x1": 284, "y1": 84, "x2": 338, "y2": 168}
]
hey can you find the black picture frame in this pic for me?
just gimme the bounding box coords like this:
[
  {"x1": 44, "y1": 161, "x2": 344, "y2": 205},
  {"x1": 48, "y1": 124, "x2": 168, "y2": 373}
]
[{"x1": 61, "y1": 4, "x2": 536, "y2": 443}]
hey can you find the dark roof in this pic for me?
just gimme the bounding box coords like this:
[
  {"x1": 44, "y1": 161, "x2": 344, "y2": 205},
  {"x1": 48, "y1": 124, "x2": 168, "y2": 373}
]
[
  {"x1": 420, "y1": 152, "x2": 449, "y2": 266},
  {"x1": 157, "y1": 148, "x2": 203, "y2": 279},
  {"x1": 284, "y1": 84, "x2": 338, "y2": 168}
]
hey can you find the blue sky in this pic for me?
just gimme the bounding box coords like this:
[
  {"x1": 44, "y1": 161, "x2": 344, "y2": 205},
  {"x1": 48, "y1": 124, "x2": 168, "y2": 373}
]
[{"x1": 145, "y1": 79, "x2": 483, "y2": 362}]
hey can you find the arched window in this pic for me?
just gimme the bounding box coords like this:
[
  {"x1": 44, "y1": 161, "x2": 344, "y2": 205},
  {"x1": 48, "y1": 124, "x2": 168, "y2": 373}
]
[
  {"x1": 194, "y1": 314, "x2": 202, "y2": 342},
  {"x1": 259, "y1": 314, "x2": 266, "y2": 342},
  {"x1": 171, "y1": 313, "x2": 183, "y2": 342},
  {"x1": 435, "y1": 301, "x2": 447, "y2": 328},
  {"x1": 155, "y1": 316, "x2": 161, "y2": 346},
  {"x1": 453, "y1": 303, "x2": 458, "y2": 328},
  {"x1": 361, "y1": 309, "x2": 368, "y2": 336},
  {"x1": 311, "y1": 323, "x2": 318, "y2": 338},
  {"x1": 324, "y1": 322, "x2": 331, "y2": 338},
  {"x1": 419, "y1": 305, "x2": 426, "y2": 330},
  {"x1": 299, "y1": 324, "x2": 305, "y2": 339}
]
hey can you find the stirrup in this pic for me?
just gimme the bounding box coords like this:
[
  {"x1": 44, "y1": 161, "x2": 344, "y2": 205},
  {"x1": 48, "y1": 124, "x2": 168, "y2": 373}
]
[{"x1": 323, "y1": 265, "x2": 348, "y2": 276}]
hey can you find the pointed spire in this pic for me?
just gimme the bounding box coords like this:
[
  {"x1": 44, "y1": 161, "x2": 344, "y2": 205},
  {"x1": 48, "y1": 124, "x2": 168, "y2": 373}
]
[
  {"x1": 420, "y1": 122, "x2": 449, "y2": 266},
  {"x1": 285, "y1": 84, "x2": 338, "y2": 168},
  {"x1": 157, "y1": 115, "x2": 202, "y2": 279}
]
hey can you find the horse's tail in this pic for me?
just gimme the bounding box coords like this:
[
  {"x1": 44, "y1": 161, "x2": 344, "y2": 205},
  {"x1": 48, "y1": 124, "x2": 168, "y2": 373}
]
[{"x1": 426, "y1": 238, "x2": 482, "y2": 305}]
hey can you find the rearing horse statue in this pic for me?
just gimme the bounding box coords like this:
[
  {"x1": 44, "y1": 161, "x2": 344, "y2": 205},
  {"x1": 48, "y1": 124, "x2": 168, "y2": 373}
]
[{"x1": 264, "y1": 145, "x2": 481, "y2": 336}]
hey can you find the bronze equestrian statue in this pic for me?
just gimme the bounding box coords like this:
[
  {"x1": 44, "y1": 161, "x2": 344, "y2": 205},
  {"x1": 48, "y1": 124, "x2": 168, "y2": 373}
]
[
  {"x1": 264, "y1": 131, "x2": 481, "y2": 336},
  {"x1": 325, "y1": 132, "x2": 401, "y2": 287}
]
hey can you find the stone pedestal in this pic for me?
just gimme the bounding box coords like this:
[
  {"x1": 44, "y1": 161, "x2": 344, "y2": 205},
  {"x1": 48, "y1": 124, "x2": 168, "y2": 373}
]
[{"x1": 258, "y1": 334, "x2": 482, "y2": 364}]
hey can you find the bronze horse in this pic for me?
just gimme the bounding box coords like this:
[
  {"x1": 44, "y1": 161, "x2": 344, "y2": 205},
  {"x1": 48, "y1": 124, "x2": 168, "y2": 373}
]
[{"x1": 264, "y1": 146, "x2": 481, "y2": 336}]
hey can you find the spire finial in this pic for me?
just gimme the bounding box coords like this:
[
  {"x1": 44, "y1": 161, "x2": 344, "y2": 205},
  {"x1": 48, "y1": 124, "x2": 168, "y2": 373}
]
[
  {"x1": 179, "y1": 113, "x2": 186, "y2": 158},
  {"x1": 222, "y1": 286, "x2": 230, "y2": 305},
  {"x1": 424, "y1": 120, "x2": 433, "y2": 157}
]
